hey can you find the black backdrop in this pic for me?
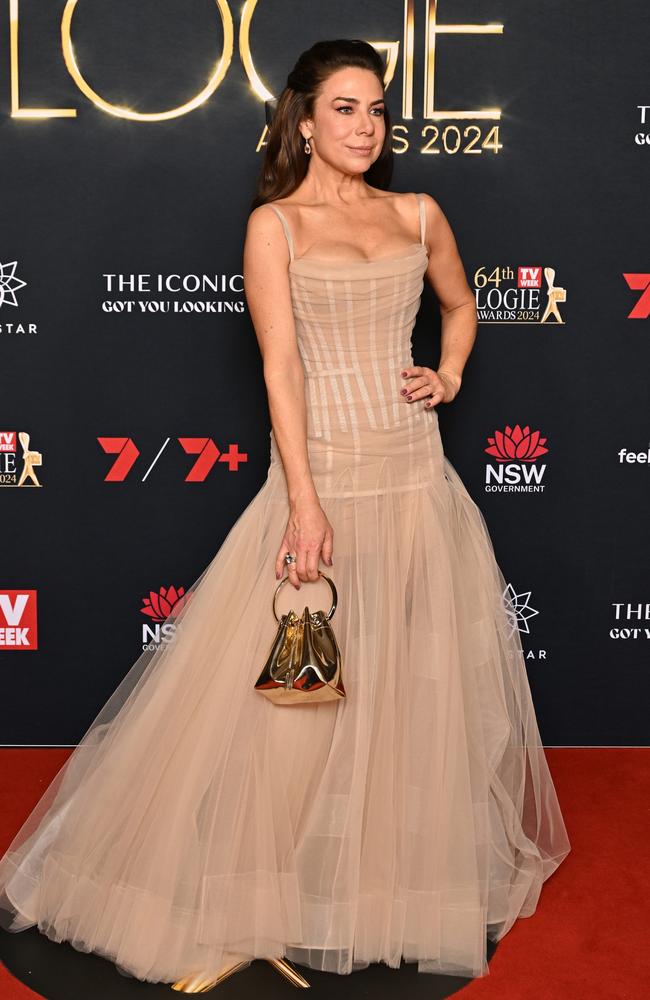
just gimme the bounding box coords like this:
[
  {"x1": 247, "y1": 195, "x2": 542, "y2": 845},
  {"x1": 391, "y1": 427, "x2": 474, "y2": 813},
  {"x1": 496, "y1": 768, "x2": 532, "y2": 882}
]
[{"x1": 1, "y1": 1, "x2": 648, "y2": 747}]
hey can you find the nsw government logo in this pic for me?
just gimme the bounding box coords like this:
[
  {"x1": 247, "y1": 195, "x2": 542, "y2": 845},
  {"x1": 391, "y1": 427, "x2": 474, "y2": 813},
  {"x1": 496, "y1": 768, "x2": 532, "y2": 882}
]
[
  {"x1": 474, "y1": 265, "x2": 567, "y2": 324},
  {"x1": 484, "y1": 424, "x2": 548, "y2": 493},
  {"x1": 140, "y1": 584, "x2": 194, "y2": 651}
]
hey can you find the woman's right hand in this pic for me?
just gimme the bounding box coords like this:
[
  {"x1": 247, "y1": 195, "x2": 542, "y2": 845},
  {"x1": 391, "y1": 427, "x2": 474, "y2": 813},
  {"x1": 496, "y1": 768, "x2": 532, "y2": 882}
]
[{"x1": 275, "y1": 501, "x2": 334, "y2": 589}]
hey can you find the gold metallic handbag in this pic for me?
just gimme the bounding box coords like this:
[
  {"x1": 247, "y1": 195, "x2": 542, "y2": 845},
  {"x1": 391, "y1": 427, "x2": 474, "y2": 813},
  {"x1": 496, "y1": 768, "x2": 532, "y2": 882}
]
[{"x1": 254, "y1": 571, "x2": 345, "y2": 705}]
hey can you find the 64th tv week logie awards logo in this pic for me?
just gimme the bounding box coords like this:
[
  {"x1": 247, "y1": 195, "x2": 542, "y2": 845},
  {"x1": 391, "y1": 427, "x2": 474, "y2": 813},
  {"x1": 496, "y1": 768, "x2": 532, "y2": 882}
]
[
  {"x1": 0, "y1": 431, "x2": 44, "y2": 486},
  {"x1": 474, "y1": 264, "x2": 568, "y2": 324}
]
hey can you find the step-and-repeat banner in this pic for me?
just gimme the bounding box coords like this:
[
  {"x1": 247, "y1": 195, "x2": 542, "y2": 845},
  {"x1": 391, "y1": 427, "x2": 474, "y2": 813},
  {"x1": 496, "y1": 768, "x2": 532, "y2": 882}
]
[{"x1": 1, "y1": 1, "x2": 648, "y2": 746}]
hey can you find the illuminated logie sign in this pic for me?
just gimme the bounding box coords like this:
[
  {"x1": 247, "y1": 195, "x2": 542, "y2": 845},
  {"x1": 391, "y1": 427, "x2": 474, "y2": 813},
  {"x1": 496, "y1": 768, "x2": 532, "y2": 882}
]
[
  {"x1": 8, "y1": 1, "x2": 504, "y2": 153},
  {"x1": 9, "y1": 0, "x2": 234, "y2": 121}
]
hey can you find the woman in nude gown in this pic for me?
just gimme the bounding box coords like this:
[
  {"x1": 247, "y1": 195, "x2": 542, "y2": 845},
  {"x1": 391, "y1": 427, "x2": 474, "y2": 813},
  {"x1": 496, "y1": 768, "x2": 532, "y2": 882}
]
[{"x1": 0, "y1": 39, "x2": 570, "y2": 992}]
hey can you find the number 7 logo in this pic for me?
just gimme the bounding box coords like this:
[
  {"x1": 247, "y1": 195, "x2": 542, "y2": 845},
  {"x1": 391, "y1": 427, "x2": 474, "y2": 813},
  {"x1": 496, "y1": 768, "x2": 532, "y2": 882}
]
[
  {"x1": 623, "y1": 273, "x2": 650, "y2": 318},
  {"x1": 97, "y1": 437, "x2": 247, "y2": 481}
]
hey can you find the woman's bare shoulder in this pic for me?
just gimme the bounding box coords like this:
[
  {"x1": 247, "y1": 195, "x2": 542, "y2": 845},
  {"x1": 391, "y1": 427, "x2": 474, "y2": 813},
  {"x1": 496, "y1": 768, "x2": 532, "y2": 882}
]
[
  {"x1": 246, "y1": 200, "x2": 296, "y2": 235},
  {"x1": 244, "y1": 203, "x2": 292, "y2": 264},
  {"x1": 375, "y1": 189, "x2": 444, "y2": 219},
  {"x1": 414, "y1": 190, "x2": 445, "y2": 217}
]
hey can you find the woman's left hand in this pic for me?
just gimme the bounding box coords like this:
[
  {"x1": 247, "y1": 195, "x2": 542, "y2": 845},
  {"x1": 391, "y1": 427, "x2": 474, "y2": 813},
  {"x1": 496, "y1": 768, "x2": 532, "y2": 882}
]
[{"x1": 399, "y1": 366, "x2": 462, "y2": 408}]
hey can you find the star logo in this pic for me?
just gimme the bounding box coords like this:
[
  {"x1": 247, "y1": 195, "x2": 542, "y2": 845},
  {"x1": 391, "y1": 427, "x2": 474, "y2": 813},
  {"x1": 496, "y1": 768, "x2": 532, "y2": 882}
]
[
  {"x1": 502, "y1": 583, "x2": 539, "y2": 637},
  {"x1": 0, "y1": 261, "x2": 27, "y2": 308}
]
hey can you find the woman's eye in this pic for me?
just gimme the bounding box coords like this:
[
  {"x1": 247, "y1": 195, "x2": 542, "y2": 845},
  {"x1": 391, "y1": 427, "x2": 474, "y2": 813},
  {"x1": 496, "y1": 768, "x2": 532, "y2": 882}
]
[{"x1": 335, "y1": 106, "x2": 385, "y2": 115}]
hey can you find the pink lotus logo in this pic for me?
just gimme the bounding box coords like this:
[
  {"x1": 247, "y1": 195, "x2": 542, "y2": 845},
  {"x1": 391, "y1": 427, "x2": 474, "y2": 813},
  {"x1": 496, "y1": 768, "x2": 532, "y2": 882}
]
[
  {"x1": 485, "y1": 425, "x2": 549, "y2": 463},
  {"x1": 141, "y1": 585, "x2": 192, "y2": 621}
]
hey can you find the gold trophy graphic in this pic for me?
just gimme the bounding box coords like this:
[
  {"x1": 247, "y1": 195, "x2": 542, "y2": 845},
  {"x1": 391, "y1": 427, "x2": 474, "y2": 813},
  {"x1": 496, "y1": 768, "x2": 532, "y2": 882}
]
[
  {"x1": 16, "y1": 431, "x2": 43, "y2": 487},
  {"x1": 540, "y1": 266, "x2": 567, "y2": 323}
]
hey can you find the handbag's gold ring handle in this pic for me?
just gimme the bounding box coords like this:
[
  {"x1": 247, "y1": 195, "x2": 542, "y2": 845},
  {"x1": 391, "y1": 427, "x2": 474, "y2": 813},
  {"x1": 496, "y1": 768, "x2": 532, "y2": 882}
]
[{"x1": 272, "y1": 570, "x2": 338, "y2": 623}]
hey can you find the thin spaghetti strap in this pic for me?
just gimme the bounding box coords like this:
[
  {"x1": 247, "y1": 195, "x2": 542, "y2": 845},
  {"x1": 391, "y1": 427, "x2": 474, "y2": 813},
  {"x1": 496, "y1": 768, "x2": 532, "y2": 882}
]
[
  {"x1": 268, "y1": 204, "x2": 295, "y2": 261},
  {"x1": 416, "y1": 192, "x2": 426, "y2": 246}
]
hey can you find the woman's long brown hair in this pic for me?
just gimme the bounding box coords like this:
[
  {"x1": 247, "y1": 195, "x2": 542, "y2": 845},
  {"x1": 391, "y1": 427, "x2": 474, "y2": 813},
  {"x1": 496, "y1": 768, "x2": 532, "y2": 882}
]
[{"x1": 251, "y1": 39, "x2": 394, "y2": 209}]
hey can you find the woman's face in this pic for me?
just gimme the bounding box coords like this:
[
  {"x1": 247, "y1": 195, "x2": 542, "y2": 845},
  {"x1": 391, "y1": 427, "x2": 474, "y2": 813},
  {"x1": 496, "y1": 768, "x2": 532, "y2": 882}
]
[{"x1": 302, "y1": 66, "x2": 386, "y2": 174}]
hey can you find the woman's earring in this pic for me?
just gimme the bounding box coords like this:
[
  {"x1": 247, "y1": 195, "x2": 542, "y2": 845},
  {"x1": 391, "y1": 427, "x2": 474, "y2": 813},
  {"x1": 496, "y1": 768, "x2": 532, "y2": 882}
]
[{"x1": 304, "y1": 138, "x2": 312, "y2": 154}]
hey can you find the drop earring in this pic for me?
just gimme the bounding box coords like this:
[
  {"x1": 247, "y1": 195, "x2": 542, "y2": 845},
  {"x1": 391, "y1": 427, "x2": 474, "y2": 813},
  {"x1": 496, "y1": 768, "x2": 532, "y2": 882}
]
[{"x1": 304, "y1": 137, "x2": 312, "y2": 154}]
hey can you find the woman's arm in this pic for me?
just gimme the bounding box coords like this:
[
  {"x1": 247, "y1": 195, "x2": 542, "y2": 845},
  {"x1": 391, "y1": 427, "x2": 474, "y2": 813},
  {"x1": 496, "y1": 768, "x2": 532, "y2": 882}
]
[
  {"x1": 421, "y1": 193, "x2": 477, "y2": 399},
  {"x1": 243, "y1": 205, "x2": 333, "y2": 588},
  {"x1": 243, "y1": 205, "x2": 319, "y2": 507}
]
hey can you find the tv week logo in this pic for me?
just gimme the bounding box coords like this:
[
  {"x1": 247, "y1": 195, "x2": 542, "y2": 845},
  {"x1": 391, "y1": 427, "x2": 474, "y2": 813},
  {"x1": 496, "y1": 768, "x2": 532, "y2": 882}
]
[
  {"x1": 0, "y1": 591, "x2": 38, "y2": 649},
  {"x1": 517, "y1": 266, "x2": 542, "y2": 288}
]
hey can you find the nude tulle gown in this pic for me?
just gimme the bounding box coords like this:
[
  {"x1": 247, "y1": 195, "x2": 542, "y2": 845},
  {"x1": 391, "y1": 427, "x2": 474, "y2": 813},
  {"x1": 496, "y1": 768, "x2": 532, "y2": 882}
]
[{"x1": 0, "y1": 193, "x2": 570, "y2": 983}]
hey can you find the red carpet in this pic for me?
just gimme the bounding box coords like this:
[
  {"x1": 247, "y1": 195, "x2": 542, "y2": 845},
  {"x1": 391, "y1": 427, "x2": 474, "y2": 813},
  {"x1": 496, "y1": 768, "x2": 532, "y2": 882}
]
[{"x1": 1, "y1": 748, "x2": 648, "y2": 999}]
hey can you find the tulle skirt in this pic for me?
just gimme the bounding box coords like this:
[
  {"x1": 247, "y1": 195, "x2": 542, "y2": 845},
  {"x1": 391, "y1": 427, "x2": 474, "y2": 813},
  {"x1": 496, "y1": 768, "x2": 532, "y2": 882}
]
[{"x1": 0, "y1": 418, "x2": 571, "y2": 983}]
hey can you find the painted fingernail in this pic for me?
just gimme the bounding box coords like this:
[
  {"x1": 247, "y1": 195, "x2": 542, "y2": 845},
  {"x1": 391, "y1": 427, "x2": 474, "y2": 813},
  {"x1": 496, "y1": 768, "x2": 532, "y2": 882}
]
[
  {"x1": 406, "y1": 394, "x2": 412, "y2": 400},
  {"x1": 401, "y1": 388, "x2": 407, "y2": 395},
  {"x1": 401, "y1": 371, "x2": 407, "y2": 377}
]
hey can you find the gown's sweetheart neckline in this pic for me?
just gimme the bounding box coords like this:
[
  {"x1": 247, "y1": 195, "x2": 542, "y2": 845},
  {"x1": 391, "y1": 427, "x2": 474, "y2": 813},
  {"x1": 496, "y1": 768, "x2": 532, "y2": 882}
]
[{"x1": 289, "y1": 242, "x2": 428, "y2": 269}]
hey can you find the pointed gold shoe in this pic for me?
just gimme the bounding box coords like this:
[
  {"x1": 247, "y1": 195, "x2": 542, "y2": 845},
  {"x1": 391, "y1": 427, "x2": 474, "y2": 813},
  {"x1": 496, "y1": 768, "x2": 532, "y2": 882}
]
[
  {"x1": 266, "y1": 957, "x2": 311, "y2": 987},
  {"x1": 170, "y1": 957, "x2": 252, "y2": 992}
]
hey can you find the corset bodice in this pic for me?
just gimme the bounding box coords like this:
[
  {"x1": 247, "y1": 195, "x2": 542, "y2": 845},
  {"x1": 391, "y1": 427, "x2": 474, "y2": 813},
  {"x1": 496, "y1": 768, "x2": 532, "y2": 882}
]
[
  {"x1": 286, "y1": 245, "x2": 429, "y2": 438},
  {"x1": 267, "y1": 195, "x2": 443, "y2": 495}
]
